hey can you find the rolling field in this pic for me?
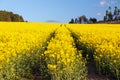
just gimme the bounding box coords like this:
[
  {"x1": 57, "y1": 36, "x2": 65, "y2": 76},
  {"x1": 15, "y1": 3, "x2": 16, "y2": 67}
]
[{"x1": 0, "y1": 23, "x2": 120, "y2": 80}]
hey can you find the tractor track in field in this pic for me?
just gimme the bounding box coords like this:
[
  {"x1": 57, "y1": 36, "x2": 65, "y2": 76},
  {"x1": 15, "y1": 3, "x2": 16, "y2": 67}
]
[
  {"x1": 33, "y1": 25, "x2": 114, "y2": 80},
  {"x1": 87, "y1": 60, "x2": 110, "y2": 80},
  {"x1": 68, "y1": 28, "x2": 112, "y2": 80},
  {"x1": 32, "y1": 26, "x2": 62, "y2": 80},
  {"x1": 32, "y1": 31, "x2": 56, "y2": 80}
]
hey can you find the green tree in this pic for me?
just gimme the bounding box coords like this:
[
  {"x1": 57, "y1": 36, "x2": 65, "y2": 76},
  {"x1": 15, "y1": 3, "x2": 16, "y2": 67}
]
[
  {"x1": 114, "y1": 6, "x2": 119, "y2": 20},
  {"x1": 108, "y1": 6, "x2": 113, "y2": 21},
  {"x1": 106, "y1": 10, "x2": 109, "y2": 20},
  {"x1": 104, "y1": 16, "x2": 107, "y2": 21},
  {"x1": 69, "y1": 18, "x2": 75, "y2": 23},
  {"x1": 89, "y1": 18, "x2": 97, "y2": 23},
  {"x1": 75, "y1": 18, "x2": 78, "y2": 23},
  {"x1": 0, "y1": 10, "x2": 24, "y2": 22}
]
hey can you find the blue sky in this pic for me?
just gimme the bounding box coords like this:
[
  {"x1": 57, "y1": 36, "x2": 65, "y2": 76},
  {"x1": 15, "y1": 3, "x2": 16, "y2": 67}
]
[{"x1": 0, "y1": 0, "x2": 120, "y2": 23}]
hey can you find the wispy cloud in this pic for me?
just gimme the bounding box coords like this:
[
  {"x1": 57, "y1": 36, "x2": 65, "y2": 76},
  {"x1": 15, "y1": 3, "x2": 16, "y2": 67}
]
[
  {"x1": 100, "y1": 0, "x2": 106, "y2": 6},
  {"x1": 97, "y1": 13, "x2": 102, "y2": 16}
]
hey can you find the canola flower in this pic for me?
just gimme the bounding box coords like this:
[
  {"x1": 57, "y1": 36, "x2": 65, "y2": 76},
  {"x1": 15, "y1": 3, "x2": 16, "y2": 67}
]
[
  {"x1": 44, "y1": 26, "x2": 87, "y2": 80},
  {"x1": 1, "y1": 22, "x2": 120, "y2": 80},
  {"x1": 67, "y1": 24, "x2": 120, "y2": 80},
  {"x1": 0, "y1": 22, "x2": 59, "y2": 79}
]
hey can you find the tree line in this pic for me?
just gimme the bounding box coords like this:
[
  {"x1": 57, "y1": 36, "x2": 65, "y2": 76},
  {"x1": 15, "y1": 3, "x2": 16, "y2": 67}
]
[
  {"x1": 69, "y1": 15, "x2": 97, "y2": 24},
  {"x1": 0, "y1": 10, "x2": 24, "y2": 22},
  {"x1": 104, "y1": 6, "x2": 120, "y2": 21},
  {"x1": 69, "y1": 6, "x2": 120, "y2": 24}
]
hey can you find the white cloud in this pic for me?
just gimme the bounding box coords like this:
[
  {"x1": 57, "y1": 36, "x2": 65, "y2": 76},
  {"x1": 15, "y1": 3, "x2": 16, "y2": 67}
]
[
  {"x1": 100, "y1": 0, "x2": 117, "y2": 6},
  {"x1": 100, "y1": 0, "x2": 106, "y2": 6},
  {"x1": 97, "y1": 13, "x2": 102, "y2": 16}
]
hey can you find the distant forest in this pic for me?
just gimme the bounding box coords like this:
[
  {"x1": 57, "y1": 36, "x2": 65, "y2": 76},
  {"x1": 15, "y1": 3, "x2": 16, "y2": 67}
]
[
  {"x1": 69, "y1": 6, "x2": 120, "y2": 24},
  {"x1": 0, "y1": 10, "x2": 24, "y2": 22}
]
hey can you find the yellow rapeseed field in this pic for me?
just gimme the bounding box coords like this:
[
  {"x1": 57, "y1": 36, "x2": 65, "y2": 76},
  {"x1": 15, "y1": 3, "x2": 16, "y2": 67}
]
[
  {"x1": 44, "y1": 26, "x2": 87, "y2": 80},
  {"x1": 67, "y1": 24, "x2": 120, "y2": 80},
  {"x1": 0, "y1": 23, "x2": 120, "y2": 80},
  {"x1": 0, "y1": 22, "x2": 59, "y2": 79}
]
